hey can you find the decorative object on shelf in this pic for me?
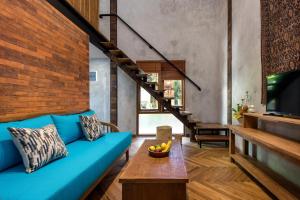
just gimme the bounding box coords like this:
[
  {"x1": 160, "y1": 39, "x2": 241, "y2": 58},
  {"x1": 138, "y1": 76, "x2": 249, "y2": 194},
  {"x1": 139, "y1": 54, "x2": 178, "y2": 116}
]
[
  {"x1": 148, "y1": 140, "x2": 172, "y2": 158},
  {"x1": 248, "y1": 105, "x2": 256, "y2": 113},
  {"x1": 232, "y1": 91, "x2": 251, "y2": 123}
]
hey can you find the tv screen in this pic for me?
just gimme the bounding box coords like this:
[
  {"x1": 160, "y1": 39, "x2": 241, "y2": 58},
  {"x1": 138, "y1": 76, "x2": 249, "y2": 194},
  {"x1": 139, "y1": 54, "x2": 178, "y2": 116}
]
[{"x1": 266, "y1": 70, "x2": 300, "y2": 117}]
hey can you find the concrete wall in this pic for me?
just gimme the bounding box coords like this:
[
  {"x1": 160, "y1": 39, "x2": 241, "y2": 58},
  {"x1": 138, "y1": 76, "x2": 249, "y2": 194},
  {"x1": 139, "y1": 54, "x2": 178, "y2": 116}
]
[
  {"x1": 232, "y1": 0, "x2": 265, "y2": 115},
  {"x1": 232, "y1": 0, "x2": 300, "y2": 187},
  {"x1": 89, "y1": 43, "x2": 111, "y2": 122},
  {"x1": 100, "y1": 0, "x2": 228, "y2": 134}
]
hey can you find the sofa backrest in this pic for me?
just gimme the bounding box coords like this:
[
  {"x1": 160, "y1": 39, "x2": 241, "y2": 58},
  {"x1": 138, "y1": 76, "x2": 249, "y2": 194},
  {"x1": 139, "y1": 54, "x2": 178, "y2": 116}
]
[
  {"x1": 0, "y1": 110, "x2": 96, "y2": 172},
  {"x1": 51, "y1": 110, "x2": 95, "y2": 144},
  {"x1": 0, "y1": 115, "x2": 54, "y2": 171}
]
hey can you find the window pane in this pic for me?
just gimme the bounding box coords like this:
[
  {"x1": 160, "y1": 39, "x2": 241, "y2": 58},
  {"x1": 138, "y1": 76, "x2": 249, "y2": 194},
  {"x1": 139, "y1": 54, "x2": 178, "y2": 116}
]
[
  {"x1": 140, "y1": 73, "x2": 159, "y2": 110},
  {"x1": 140, "y1": 88, "x2": 158, "y2": 110},
  {"x1": 147, "y1": 73, "x2": 158, "y2": 82},
  {"x1": 139, "y1": 113, "x2": 184, "y2": 135},
  {"x1": 164, "y1": 80, "x2": 183, "y2": 106}
]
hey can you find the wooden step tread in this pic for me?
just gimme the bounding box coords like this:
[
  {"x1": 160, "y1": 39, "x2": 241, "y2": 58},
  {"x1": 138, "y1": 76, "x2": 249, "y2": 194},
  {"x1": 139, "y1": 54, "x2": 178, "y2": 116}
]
[
  {"x1": 116, "y1": 58, "x2": 132, "y2": 64},
  {"x1": 145, "y1": 81, "x2": 158, "y2": 85},
  {"x1": 136, "y1": 74, "x2": 148, "y2": 78},
  {"x1": 100, "y1": 42, "x2": 116, "y2": 49},
  {"x1": 195, "y1": 135, "x2": 229, "y2": 141},
  {"x1": 172, "y1": 105, "x2": 183, "y2": 108},
  {"x1": 109, "y1": 50, "x2": 123, "y2": 55},
  {"x1": 231, "y1": 154, "x2": 298, "y2": 200},
  {"x1": 230, "y1": 126, "x2": 300, "y2": 162},
  {"x1": 189, "y1": 119, "x2": 202, "y2": 124},
  {"x1": 180, "y1": 111, "x2": 192, "y2": 116},
  {"x1": 162, "y1": 97, "x2": 174, "y2": 100},
  {"x1": 153, "y1": 89, "x2": 166, "y2": 93},
  {"x1": 125, "y1": 65, "x2": 139, "y2": 70}
]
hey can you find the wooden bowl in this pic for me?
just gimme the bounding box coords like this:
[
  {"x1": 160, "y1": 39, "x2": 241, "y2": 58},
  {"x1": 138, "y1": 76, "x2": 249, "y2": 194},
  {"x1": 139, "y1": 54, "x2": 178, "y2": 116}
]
[{"x1": 148, "y1": 149, "x2": 170, "y2": 158}]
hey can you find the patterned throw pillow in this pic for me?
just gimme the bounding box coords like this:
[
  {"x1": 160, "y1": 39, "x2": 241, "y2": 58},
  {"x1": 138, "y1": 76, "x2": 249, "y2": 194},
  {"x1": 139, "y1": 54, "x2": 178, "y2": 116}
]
[
  {"x1": 8, "y1": 124, "x2": 68, "y2": 173},
  {"x1": 80, "y1": 114, "x2": 103, "y2": 141}
]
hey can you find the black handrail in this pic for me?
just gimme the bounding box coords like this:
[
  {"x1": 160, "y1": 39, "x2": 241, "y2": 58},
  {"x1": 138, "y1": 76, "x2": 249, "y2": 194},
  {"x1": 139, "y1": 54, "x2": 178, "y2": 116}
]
[{"x1": 100, "y1": 13, "x2": 202, "y2": 92}]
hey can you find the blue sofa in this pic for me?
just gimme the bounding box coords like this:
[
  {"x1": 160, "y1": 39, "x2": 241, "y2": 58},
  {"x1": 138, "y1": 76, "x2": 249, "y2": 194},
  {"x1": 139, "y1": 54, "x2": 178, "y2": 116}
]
[{"x1": 0, "y1": 111, "x2": 132, "y2": 200}]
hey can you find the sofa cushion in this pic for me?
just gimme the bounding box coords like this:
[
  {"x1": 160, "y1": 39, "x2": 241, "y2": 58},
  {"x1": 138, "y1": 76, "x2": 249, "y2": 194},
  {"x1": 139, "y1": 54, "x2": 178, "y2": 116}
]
[
  {"x1": 0, "y1": 115, "x2": 55, "y2": 172},
  {"x1": 8, "y1": 125, "x2": 68, "y2": 173},
  {"x1": 0, "y1": 132, "x2": 132, "y2": 200},
  {"x1": 80, "y1": 114, "x2": 103, "y2": 141},
  {"x1": 51, "y1": 110, "x2": 95, "y2": 144}
]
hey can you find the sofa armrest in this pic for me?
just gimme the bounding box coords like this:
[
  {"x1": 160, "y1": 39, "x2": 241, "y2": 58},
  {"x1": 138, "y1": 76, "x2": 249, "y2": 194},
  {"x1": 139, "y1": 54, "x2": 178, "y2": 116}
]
[{"x1": 99, "y1": 121, "x2": 120, "y2": 132}]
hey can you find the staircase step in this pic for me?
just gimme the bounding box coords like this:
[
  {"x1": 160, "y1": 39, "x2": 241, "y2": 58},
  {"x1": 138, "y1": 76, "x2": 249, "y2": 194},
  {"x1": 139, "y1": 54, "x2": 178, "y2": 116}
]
[
  {"x1": 144, "y1": 82, "x2": 158, "y2": 89},
  {"x1": 115, "y1": 58, "x2": 132, "y2": 64},
  {"x1": 153, "y1": 89, "x2": 166, "y2": 93},
  {"x1": 136, "y1": 74, "x2": 148, "y2": 81},
  {"x1": 162, "y1": 97, "x2": 174, "y2": 101},
  {"x1": 189, "y1": 119, "x2": 202, "y2": 125},
  {"x1": 125, "y1": 65, "x2": 139, "y2": 70},
  {"x1": 180, "y1": 111, "x2": 192, "y2": 116},
  {"x1": 136, "y1": 74, "x2": 148, "y2": 78},
  {"x1": 145, "y1": 81, "x2": 158, "y2": 85},
  {"x1": 100, "y1": 42, "x2": 116, "y2": 50},
  {"x1": 172, "y1": 105, "x2": 183, "y2": 111},
  {"x1": 109, "y1": 50, "x2": 124, "y2": 56},
  {"x1": 172, "y1": 105, "x2": 183, "y2": 108}
]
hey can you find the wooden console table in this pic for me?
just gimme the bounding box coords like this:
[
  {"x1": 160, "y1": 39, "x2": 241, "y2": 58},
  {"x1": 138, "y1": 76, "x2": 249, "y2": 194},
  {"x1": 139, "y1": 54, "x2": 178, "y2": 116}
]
[
  {"x1": 229, "y1": 113, "x2": 300, "y2": 199},
  {"x1": 119, "y1": 140, "x2": 188, "y2": 200}
]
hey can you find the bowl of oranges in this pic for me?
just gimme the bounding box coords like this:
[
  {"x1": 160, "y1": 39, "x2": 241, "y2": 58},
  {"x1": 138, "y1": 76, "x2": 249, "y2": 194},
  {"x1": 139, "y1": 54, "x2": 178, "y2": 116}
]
[{"x1": 148, "y1": 140, "x2": 172, "y2": 158}]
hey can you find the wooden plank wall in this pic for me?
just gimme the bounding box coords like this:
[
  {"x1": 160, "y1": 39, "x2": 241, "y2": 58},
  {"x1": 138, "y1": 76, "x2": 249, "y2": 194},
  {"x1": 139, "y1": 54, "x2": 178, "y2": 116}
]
[
  {"x1": 0, "y1": 0, "x2": 89, "y2": 122},
  {"x1": 67, "y1": 0, "x2": 99, "y2": 29}
]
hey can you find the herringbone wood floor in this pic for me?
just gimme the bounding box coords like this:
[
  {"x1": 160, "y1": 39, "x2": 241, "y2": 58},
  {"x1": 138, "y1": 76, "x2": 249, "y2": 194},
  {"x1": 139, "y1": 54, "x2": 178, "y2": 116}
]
[{"x1": 87, "y1": 137, "x2": 271, "y2": 200}]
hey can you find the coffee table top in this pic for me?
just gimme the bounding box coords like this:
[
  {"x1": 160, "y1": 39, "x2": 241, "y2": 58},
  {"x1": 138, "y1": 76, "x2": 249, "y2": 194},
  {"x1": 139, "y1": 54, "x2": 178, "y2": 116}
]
[{"x1": 119, "y1": 140, "x2": 188, "y2": 183}]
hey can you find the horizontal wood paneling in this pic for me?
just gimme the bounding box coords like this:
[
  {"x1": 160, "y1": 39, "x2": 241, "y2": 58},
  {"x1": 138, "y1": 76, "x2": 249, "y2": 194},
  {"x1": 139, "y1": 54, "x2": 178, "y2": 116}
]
[{"x1": 0, "y1": 0, "x2": 89, "y2": 122}]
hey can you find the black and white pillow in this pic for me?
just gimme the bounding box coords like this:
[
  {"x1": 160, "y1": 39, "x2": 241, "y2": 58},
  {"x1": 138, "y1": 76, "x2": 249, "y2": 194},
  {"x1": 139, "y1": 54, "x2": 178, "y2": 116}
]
[
  {"x1": 80, "y1": 114, "x2": 103, "y2": 141},
  {"x1": 8, "y1": 124, "x2": 68, "y2": 173}
]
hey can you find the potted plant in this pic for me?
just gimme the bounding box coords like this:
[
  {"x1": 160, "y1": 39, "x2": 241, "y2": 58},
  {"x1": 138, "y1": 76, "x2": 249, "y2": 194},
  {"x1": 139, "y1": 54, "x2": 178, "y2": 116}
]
[{"x1": 232, "y1": 91, "x2": 250, "y2": 124}]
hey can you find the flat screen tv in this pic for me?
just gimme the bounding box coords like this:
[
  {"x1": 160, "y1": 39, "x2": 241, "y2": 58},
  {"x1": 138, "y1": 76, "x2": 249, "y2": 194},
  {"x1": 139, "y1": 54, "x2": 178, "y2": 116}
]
[{"x1": 266, "y1": 70, "x2": 300, "y2": 118}]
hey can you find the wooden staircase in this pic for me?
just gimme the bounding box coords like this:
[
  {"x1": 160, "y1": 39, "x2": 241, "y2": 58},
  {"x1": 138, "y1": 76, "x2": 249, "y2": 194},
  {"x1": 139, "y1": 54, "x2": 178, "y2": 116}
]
[
  {"x1": 47, "y1": 0, "x2": 202, "y2": 136},
  {"x1": 101, "y1": 41, "x2": 198, "y2": 130}
]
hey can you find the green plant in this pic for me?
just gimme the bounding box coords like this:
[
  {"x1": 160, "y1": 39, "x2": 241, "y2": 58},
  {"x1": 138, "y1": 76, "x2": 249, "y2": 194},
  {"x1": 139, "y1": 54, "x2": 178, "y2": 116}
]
[{"x1": 232, "y1": 91, "x2": 250, "y2": 119}]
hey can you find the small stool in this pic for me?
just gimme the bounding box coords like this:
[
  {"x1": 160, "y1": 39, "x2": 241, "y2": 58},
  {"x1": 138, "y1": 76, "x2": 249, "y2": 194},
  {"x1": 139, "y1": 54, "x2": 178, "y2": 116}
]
[{"x1": 156, "y1": 126, "x2": 172, "y2": 141}]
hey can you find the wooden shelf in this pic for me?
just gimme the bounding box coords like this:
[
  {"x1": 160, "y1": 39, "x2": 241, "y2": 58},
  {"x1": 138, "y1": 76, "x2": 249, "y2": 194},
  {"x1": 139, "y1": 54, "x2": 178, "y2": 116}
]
[
  {"x1": 229, "y1": 112, "x2": 300, "y2": 199},
  {"x1": 244, "y1": 113, "x2": 300, "y2": 126},
  {"x1": 230, "y1": 126, "x2": 300, "y2": 163},
  {"x1": 231, "y1": 154, "x2": 298, "y2": 200}
]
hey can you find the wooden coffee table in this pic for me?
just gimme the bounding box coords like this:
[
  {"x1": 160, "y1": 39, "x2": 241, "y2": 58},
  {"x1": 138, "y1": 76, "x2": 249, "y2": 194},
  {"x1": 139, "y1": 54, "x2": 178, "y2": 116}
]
[{"x1": 119, "y1": 140, "x2": 188, "y2": 200}]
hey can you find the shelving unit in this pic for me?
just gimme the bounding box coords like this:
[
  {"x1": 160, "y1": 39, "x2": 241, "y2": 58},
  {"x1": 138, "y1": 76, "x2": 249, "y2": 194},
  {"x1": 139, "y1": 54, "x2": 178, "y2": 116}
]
[{"x1": 229, "y1": 113, "x2": 300, "y2": 200}]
